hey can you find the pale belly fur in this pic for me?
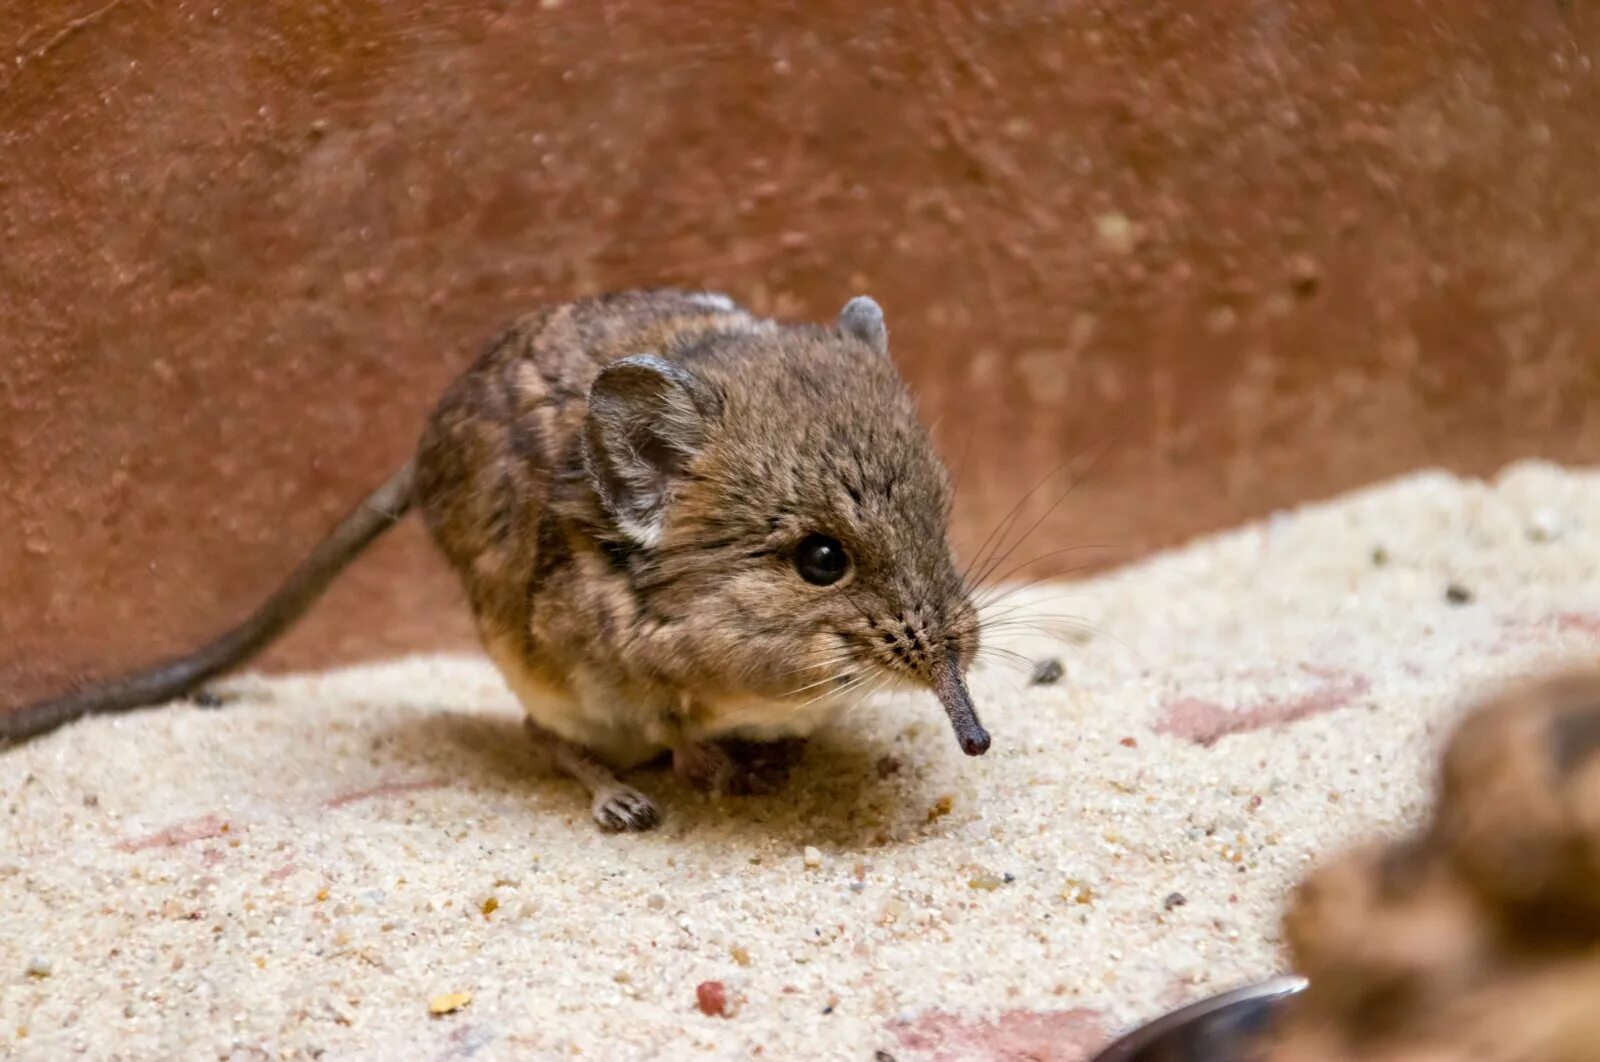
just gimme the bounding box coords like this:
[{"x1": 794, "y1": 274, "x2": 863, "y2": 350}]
[{"x1": 485, "y1": 636, "x2": 851, "y2": 769}]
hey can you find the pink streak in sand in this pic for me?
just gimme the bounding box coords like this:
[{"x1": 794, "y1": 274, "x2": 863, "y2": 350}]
[
  {"x1": 894, "y1": 1007, "x2": 1109, "y2": 1061},
  {"x1": 1156, "y1": 665, "x2": 1371, "y2": 747}
]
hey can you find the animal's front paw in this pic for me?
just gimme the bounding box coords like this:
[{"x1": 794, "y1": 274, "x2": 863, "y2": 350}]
[
  {"x1": 675, "y1": 738, "x2": 808, "y2": 797},
  {"x1": 592, "y1": 786, "x2": 660, "y2": 832},
  {"x1": 674, "y1": 742, "x2": 734, "y2": 793},
  {"x1": 722, "y1": 737, "x2": 807, "y2": 796}
]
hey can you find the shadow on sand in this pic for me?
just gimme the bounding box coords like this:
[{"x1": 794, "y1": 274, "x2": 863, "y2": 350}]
[{"x1": 373, "y1": 703, "x2": 946, "y2": 853}]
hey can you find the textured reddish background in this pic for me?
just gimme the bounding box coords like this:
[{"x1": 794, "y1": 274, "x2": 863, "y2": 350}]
[{"x1": 3, "y1": 1, "x2": 1598, "y2": 712}]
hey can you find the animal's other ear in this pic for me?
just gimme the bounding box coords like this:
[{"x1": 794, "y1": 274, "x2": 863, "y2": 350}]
[
  {"x1": 583, "y1": 354, "x2": 721, "y2": 546},
  {"x1": 838, "y1": 295, "x2": 888, "y2": 355}
]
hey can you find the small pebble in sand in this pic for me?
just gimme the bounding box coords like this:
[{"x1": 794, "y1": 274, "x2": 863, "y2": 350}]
[
  {"x1": 875, "y1": 1052, "x2": 898, "y2": 1062},
  {"x1": 1164, "y1": 892, "x2": 1188, "y2": 911},
  {"x1": 968, "y1": 872, "x2": 1005, "y2": 891},
  {"x1": 695, "y1": 981, "x2": 728, "y2": 1017},
  {"x1": 1445, "y1": 583, "x2": 1474, "y2": 605},
  {"x1": 480, "y1": 897, "x2": 498, "y2": 918},
  {"x1": 26, "y1": 957, "x2": 52, "y2": 978},
  {"x1": 1119, "y1": 737, "x2": 1138, "y2": 748},
  {"x1": 647, "y1": 893, "x2": 666, "y2": 910},
  {"x1": 874, "y1": 755, "x2": 902, "y2": 779},
  {"x1": 1030, "y1": 658, "x2": 1065, "y2": 686},
  {"x1": 1371, "y1": 546, "x2": 1391, "y2": 567},
  {"x1": 427, "y1": 991, "x2": 471, "y2": 1016},
  {"x1": 926, "y1": 795, "x2": 954, "y2": 823},
  {"x1": 802, "y1": 846, "x2": 823, "y2": 869},
  {"x1": 1527, "y1": 508, "x2": 1563, "y2": 542},
  {"x1": 730, "y1": 945, "x2": 752, "y2": 967}
]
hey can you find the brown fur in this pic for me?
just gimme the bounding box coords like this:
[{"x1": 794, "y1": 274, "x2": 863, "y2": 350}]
[
  {"x1": 2, "y1": 289, "x2": 987, "y2": 833},
  {"x1": 415, "y1": 289, "x2": 984, "y2": 828}
]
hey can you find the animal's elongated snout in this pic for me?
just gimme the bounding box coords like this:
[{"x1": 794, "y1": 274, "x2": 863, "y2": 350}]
[{"x1": 931, "y1": 653, "x2": 990, "y2": 756}]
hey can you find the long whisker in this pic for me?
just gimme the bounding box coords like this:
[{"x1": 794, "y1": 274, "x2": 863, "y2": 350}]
[
  {"x1": 789, "y1": 667, "x2": 878, "y2": 714},
  {"x1": 968, "y1": 429, "x2": 1124, "y2": 593},
  {"x1": 974, "y1": 560, "x2": 1116, "y2": 610},
  {"x1": 977, "y1": 599, "x2": 1104, "y2": 626},
  {"x1": 978, "y1": 616, "x2": 1145, "y2": 666},
  {"x1": 957, "y1": 455, "x2": 1078, "y2": 592},
  {"x1": 971, "y1": 544, "x2": 1126, "y2": 599},
  {"x1": 837, "y1": 671, "x2": 898, "y2": 723},
  {"x1": 972, "y1": 547, "x2": 1126, "y2": 609},
  {"x1": 972, "y1": 645, "x2": 1041, "y2": 671},
  {"x1": 978, "y1": 618, "x2": 1103, "y2": 639},
  {"x1": 774, "y1": 663, "x2": 862, "y2": 701}
]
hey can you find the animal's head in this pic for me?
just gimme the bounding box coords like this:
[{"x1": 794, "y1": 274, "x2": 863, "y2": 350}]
[{"x1": 581, "y1": 295, "x2": 989, "y2": 755}]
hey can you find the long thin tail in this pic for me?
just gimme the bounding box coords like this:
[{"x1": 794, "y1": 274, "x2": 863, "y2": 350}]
[{"x1": 1, "y1": 461, "x2": 417, "y2": 743}]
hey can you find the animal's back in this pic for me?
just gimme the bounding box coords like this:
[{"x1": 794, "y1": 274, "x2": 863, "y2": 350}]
[{"x1": 412, "y1": 289, "x2": 761, "y2": 635}]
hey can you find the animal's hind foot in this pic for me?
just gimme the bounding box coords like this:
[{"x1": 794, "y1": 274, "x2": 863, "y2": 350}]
[
  {"x1": 522, "y1": 716, "x2": 661, "y2": 832},
  {"x1": 592, "y1": 786, "x2": 660, "y2": 832}
]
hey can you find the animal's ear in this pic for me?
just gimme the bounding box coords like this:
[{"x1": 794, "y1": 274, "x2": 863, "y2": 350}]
[
  {"x1": 838, "y1": 295, "x2": 888, "y2": 355},
  {"x1": 582, "y1": 354, "x2": 720, "y2": 546}
]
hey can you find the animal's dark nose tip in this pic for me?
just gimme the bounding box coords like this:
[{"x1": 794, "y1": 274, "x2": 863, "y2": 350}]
[{"x1": 960, "y1": 726, "x2": 991, "y2": 756}]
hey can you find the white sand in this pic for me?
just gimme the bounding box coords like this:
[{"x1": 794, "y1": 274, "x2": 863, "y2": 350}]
[{"x1": 4, "y1": 462, "x2": 1600, "y2": 1061}]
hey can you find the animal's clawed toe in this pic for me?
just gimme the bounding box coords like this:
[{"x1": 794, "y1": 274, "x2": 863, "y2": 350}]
[{"x1": 593, "y1": 787, "x2": 660, "y2": 832}]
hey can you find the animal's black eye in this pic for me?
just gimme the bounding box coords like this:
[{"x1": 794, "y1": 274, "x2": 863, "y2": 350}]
[{"x1": 794, "y1": 534, "x2": 850, "y2": 586}]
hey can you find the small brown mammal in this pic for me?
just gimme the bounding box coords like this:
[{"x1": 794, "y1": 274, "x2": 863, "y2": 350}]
[
  {"x1": 1263, "y1": 666, "x2": 1600, "y2": 1061},
  {"x1": 2, "y1": 290, "x2": 991, "y2": 830}
]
